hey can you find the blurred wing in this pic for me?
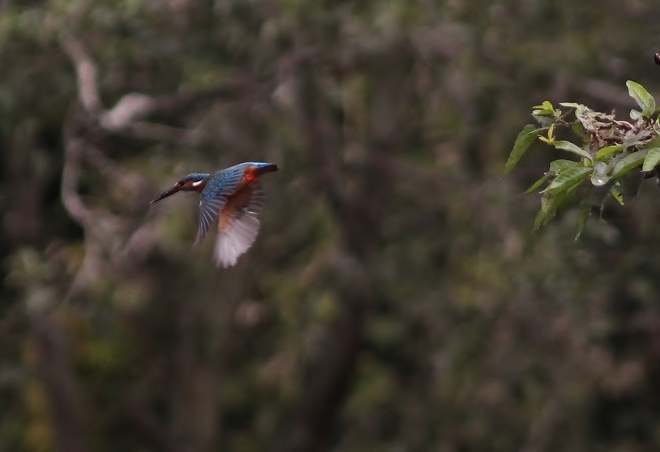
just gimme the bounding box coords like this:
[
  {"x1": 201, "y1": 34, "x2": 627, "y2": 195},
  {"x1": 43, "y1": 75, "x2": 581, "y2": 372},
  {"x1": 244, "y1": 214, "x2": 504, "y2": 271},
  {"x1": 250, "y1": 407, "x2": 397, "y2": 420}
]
[
  {"x1": 247, "y1": 181, "x2": 265, "y2": 212},
  {"x1": 195, "y1": 166, "x2": 245, "y2": 244},
  {"x1": 196, "y1": 197, "x2": 225, "y2": 245},
  {"x1": 213, "y1": 182, "x2": 265, "y2": 268},
  {"x1": 214, "y1": 213, "x2": 260, "y2": 268}
]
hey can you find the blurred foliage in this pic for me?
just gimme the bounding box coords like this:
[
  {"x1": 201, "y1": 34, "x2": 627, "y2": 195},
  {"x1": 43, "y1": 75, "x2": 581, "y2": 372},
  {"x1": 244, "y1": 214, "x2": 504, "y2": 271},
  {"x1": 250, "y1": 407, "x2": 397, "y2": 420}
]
[{"x1": 1, "y1": 1, "x2": 660, "y2": 452}]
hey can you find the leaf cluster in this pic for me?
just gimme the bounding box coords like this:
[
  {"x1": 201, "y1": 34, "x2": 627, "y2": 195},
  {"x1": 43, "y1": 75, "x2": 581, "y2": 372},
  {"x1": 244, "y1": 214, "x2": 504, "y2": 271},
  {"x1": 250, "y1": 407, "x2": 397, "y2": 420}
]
[{"x1": 505, "y1": 81, "x2": 660, "y2": 239}]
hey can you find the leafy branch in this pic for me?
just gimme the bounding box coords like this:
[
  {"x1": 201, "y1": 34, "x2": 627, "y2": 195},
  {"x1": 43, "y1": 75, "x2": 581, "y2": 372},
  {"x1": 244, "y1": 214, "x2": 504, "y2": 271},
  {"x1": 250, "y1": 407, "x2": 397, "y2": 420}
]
[{"x1": 505, "y1": 80, "x2": 660, "y2": 239}]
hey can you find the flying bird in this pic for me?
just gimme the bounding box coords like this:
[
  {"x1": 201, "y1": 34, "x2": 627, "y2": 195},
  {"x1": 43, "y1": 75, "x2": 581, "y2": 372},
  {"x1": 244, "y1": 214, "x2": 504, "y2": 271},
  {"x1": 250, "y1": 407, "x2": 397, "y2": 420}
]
[{"x1": 151, "y1": 162, "x2": 278, "y2": 267}]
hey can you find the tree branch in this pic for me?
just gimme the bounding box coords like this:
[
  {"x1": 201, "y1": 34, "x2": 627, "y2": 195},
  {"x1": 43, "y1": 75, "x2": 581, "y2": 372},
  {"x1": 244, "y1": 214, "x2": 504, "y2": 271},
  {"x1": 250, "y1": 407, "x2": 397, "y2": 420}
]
[
  {"x1": 60, "y1": 35, "x2": 272, "y2": 133},
  {"x1": 59, "y1": 35, "x2": 103, "y2": 115},
  {"x1": 61, "y1": 138, "x2": 95, "y2": 230}
]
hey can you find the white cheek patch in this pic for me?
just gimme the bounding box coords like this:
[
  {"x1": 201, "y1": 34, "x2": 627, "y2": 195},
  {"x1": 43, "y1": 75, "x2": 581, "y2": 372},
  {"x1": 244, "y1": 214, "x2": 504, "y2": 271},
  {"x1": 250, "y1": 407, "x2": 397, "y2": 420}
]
[{"x1": 192, "y1": 180, "x2": 203, "y2": 187}]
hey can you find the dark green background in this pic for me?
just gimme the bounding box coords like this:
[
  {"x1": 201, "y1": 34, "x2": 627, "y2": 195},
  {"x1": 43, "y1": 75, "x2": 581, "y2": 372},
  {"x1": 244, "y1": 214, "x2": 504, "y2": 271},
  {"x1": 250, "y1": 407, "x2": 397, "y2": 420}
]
[{"x1": 2, "y1": 1, "x2": 660, "y2": 451}]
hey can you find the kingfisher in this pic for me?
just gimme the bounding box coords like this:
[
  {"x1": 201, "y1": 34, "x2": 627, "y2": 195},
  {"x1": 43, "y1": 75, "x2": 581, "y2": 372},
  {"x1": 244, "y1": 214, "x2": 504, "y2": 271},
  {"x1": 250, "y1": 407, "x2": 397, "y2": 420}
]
[{"x1": 150, "y1": 162, "x2": 278, "y2": 267}]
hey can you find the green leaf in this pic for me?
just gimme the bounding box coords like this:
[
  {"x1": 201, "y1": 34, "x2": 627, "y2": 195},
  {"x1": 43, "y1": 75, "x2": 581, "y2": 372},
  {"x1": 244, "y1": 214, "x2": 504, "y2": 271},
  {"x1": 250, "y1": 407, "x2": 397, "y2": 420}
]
[
  {"x1": 642, "y1": 147, "x2": 660, "y2": 171},
  {"x1": 641, "y1": 136, "x2": 660, "y2": 150},
  {"x1": 626, "y1": 80, "x2": 656, "y2": 115},
  {"x1": 524, "y1": 174, "x2": 549, "y2": 194},
  {"x1": 543, "y1": 166, "x2": 592, "y2": 194},
  {"x1": 571, "y1": 122, "x2": 587, "y2": 140},
  {"x1": 590, "y1": 162, "x2": 610, "y2": 186},
  {"x1": 553, "y1": 140, "x2": 593, "y2": 161},
  {"x1": 611, "y1": 149, "x2": 649, "y2": 178},
  {"x1": 534, "y1": 194, "x2": 559, "y2": 230},
  {"x1": 531, "y1": 102, "x2": 555, "y2": 119},
  {"x1": 617, "y1": 170, "x2": 643, "y2": 201},
  {"x1": 533, "y1": 115, "x2": 555, "y2": 128},
  {"x1": 574, "y1": 202, "x2": 590, "y2": 241},
  {"x1": 549, "y1": 159, "x2": 579, "y2": 174},
  {"x1": 630, "y1": 109, "x2": 642, "y2": 121},
  {"x1": 533, "y1": 189, "x2": 577, "y2": 230},
  {"x1": 532, "y1": 100, "x2": 553, "y2": 111},
  {"x1": 559, "y1": 102, "x2": 583, "y2": 109},
  {"x1": 595, "y1": 145, "x2": 623, "y2": 160},
  {"x1": 504, "y1": 124, "x2": 543, "y2": 175},
  {"x1": 610, "y1": 187, "x2": 624, "y2": 205},
  {"x1": 587, "y1": 184, "x2": 612, "y2": 208}
]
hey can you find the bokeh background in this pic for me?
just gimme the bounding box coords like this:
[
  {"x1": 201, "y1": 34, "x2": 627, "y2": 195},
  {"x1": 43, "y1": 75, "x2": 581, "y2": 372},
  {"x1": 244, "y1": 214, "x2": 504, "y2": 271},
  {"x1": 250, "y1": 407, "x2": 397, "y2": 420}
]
[{"x1": 3, "y1": 1, "x2": 660, "y2": 451}]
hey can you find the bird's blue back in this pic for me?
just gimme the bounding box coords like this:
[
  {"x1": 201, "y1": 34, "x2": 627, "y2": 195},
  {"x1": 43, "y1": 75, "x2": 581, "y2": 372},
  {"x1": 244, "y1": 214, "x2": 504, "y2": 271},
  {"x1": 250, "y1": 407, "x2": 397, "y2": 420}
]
[
  {"x1": 200, "y1": 162, "x2": 270, "y2": 202},
  {"x1": 201, "y1": 164, "x2": 248, "y2": 202}
]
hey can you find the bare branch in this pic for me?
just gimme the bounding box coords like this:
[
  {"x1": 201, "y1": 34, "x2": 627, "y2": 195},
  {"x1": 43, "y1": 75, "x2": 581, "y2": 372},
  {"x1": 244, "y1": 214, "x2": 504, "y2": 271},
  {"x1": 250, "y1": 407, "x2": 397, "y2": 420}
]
[
  {"x1": 99, "y1": 93, "x2": 153, "y2": 130},
  {"x1": 61, "y1": 139, "x2": 129, "y2": 245},
  {"x1": 59, "y1": 35, "x2": 102, "y2": 114},
  {"x1": 61, "y1": 138, "x2": 127, "y2": 298},
  {"x1": 60, "y1": 34, "x2": 271, "y2": 133},
  {"x1": 99, "y1": 79, "x2": 271, "y2": 131},
  {"x1": 61, "y1": 138, "x2": 94, "y2": 229}
]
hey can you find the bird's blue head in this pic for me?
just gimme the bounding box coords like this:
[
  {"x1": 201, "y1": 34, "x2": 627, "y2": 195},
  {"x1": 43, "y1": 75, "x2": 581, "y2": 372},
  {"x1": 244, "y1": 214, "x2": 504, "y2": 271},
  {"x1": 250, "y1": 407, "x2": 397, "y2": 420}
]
[{"x1": 150, "y1": 172, "x2": 210, "y2": 203}]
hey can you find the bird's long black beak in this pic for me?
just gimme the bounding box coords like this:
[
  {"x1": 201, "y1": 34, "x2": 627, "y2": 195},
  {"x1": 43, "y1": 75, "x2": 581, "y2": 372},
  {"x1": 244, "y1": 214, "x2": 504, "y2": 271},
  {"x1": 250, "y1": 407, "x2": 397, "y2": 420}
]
[
  {"x1": 256, "y1": 163, "x2": 278, "y2": 175},
  {"x1": 150, "y1": 185, "x2": 180, "y2": 204}
]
